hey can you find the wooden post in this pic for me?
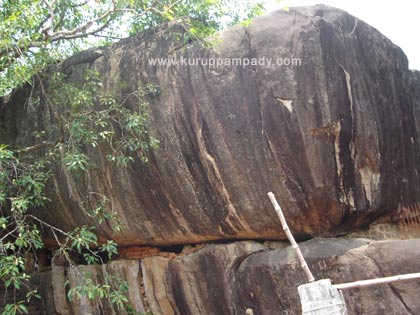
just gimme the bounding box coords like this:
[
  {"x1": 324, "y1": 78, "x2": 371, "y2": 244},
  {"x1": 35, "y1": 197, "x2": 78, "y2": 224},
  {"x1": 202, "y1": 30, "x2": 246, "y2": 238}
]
[
  {"x1": 267, "y1": 192, "x2": 420, "y2": 314},
  {"x1": 267, "y1": 192, "x2": 315, "y2": 283}
]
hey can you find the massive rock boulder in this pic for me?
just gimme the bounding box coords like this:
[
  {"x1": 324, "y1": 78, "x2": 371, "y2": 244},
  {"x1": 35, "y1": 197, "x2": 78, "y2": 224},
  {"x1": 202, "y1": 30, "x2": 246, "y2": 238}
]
[
  {"x1": 2, "y1": 5, "x2": 420, "y2": 246},
  {"x1": 2, "y1": 5, "x2": 420, "y2": 315}
]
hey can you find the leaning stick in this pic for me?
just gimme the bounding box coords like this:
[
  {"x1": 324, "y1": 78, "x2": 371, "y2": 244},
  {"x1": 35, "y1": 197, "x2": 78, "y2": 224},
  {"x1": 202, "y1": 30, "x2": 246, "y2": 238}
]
[
  {"x1": 333, "y1": 272, "x2": 420, "y2": 290},
  {"x1": 267, "y1": 192, "x2": 315, "y2": 283}
]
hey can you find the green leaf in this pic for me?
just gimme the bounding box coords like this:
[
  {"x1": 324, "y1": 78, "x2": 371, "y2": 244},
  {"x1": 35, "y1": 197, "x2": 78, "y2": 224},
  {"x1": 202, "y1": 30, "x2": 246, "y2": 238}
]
[{"x1": 18, "y1": 304, "x2": 28, "y2": 314}]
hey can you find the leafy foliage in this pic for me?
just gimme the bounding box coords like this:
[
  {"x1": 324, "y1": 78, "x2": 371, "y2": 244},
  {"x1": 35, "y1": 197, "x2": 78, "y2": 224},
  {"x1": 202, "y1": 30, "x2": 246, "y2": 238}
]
[
  {"x1": 0, "y1": 0, "x2": 265, "y2": 96},
  {"x1": 45, "y1": 68, "x2": 159, "y2": 167},
  {"x1": 0, "y1": 68, "x2": 159, "y2": 313},
  {"x1": 67, "y1": 272, "x2": 132, "y2": 312}
]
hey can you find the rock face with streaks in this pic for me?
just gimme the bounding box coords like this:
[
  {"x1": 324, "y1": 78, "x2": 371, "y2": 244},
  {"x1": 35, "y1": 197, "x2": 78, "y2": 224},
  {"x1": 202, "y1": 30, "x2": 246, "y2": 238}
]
[
  {"x1": 34, "y1": 238, "x2": 420, "y2": 315},
  {"x1": 2, "y1": 5, "x2": 420, "y2": 245},
  {"x1": 2, "y1": 5, "x2": 420, "y2": 315},
  {"x1": 140, "y1": 238, "x2": 420, "y2": 315}
]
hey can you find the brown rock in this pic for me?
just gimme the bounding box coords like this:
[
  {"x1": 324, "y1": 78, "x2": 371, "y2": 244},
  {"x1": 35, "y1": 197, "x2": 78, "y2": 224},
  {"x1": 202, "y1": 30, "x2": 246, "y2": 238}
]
[
  {"x1": 118, "y1": 246, "x2": 161, "y2": 259},
  {"x1": 142, "y1": 241, "x2": 265, "y2": 315},
  {"x1": 30, "y1": 238, "x2": 420, "y2": 315},
  {"x1": 2, "y1": 6, "x2": 420, "y2": 245},
  {"x1": 142, "y1": 238, "x2": 420, "y2": 315},
  {"x1": 51, "y1": 264, "x2": 71, "y2": 315},
  {"x1": 63, "y1": 260, "x2": 146, "y2": 315}
]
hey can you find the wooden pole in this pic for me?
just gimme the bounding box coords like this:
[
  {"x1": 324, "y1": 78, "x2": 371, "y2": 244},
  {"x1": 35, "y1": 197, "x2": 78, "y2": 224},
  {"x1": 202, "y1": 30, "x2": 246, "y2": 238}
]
[
  {"x1": 267, "y1": 192, "x2": 315, "y2": 283},
  {"x1": 332, "y1": 272, "x2": 420, "y2": 290}
]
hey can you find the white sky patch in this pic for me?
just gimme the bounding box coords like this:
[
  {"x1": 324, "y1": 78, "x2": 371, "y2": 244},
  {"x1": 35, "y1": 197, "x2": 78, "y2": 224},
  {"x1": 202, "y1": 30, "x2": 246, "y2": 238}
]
[{"x1": 264, "y1": 0, "x2": 420, "y2": 70}]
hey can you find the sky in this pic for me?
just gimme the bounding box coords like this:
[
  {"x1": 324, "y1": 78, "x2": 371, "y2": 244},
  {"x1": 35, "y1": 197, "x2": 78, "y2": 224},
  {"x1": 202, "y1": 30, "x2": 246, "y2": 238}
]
[{"x1": 264, "y1": 0, "x2": 420, "y2": 70}]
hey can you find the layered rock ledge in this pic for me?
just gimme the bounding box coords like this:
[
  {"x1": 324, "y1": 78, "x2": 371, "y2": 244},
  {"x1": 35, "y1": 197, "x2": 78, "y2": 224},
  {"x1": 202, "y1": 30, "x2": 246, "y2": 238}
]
[{"x1": 32, "y1": 238, "x2": 420, "y2": 315}]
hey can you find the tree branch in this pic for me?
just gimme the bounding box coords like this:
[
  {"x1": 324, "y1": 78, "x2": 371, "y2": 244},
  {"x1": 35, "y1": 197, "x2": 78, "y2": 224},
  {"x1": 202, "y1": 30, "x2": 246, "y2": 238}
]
[
  {"x1": 51, "y1": 4, "x2": 117, "y2": 39},
  {"x1": 41, "y1": 0, "x2": 57, "y2": 34},
  {"x1": 18, "y1": 141, "x2": 59, "y2": 153},
  {"x1": 27, "y1": 214, "x2": 68, "y2": 237},
  {"x1": 51, "y1": 17, "x2": 114, "y2": 42}
]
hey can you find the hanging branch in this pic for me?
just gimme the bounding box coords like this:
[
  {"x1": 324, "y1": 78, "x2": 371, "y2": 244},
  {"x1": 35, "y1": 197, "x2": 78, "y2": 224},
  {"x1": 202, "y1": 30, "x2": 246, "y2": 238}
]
[{"x1": 267, "y1": 192, "x2": 315, "y2": 283}]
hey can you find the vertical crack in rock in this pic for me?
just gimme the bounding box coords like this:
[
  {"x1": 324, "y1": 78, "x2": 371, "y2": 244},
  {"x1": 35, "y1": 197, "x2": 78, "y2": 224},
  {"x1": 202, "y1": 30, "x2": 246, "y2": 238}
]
[
  {"x1": 141, "y1": 257, "x2": 175, "y2": 315},
  {"x1": 121, "y1": 260, "x2": 147, "y2": 313},
  {"x1": 51, "y1": 263, "x2": 72, "y2": 315},
  {"x1": 332, "y1": 63, "x2": 357, "y2": 210},
  {"x1": 359, "y1": 167, "x2": 380, "y2": 207},
  {"x1": 339, "y1": 62, "x2": 380, "y2": 208},
  {"x1": 137, "y1": 261, "x2": 151, "y2": 314},
  {"x1": 333, "y1": 120, "x2": 344, "y2": 197},
  {"x1": 339, "y1": 63, "x2": 356, "y2": 162},
  {"x1": 325, "y1": 120, "x2": 355, "y2": 209}
]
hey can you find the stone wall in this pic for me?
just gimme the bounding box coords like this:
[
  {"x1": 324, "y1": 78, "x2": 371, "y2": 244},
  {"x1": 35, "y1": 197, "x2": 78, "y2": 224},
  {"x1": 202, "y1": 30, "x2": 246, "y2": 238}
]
[{"x1": 36, "y1": 238, "x2": 420, "y2": 315}]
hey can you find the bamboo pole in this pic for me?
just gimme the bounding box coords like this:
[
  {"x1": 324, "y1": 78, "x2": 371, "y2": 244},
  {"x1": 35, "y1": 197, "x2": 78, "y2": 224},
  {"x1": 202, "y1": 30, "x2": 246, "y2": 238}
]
[
  {"x1": 267, "y1": 192, "x2": 315, "y2": 283},
  {"x1": 332, "y1": 272, "x2": 420, "y2": 290}
]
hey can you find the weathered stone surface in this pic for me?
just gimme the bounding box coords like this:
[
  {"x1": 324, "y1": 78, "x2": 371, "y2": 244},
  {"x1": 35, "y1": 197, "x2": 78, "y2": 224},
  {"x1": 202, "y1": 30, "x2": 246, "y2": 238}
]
[
  {"x1": 51, "y1": 265, "x2": 71, "y2": 315},
  {"x1": 143, "y1": 241, "x2": 265, "y2": 315},
  {"x1": 2, "y1": 6, "x2": 420, "y2": 246},
  {"x1": 32, "y1": 238, "x2": 420, "y2": 315},
  {"x1": 141, "y1": 238, "x2": 420, "y2": 315},
  {"x1": 32, "y1": 260, "x2": 147, "y2": 315}
]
